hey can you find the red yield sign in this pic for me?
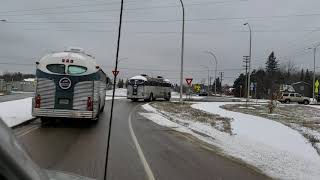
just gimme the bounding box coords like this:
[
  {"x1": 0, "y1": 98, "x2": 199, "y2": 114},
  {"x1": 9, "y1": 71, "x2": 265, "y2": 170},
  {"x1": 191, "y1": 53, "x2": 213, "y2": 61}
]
[
  {"x1": 185, "y1": 78, "x2": 193, "y2": 86},
  {"x1": 112, "y1": 70, "x2": 119, "y2": 77}
]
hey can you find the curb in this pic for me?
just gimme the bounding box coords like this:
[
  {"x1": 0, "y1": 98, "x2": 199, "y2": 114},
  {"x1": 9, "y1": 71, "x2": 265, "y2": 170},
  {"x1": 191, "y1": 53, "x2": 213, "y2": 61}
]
[{"x1": 12, "y1": 117, "x2": 38, "y2": 129}]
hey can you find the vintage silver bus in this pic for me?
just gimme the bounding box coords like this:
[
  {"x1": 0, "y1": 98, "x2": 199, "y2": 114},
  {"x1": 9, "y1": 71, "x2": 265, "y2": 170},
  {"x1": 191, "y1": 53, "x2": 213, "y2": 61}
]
[
  {"x1": 32, "y1": 48, "x2": 108, "y2": 122},
  {"x1": 127, "y1": 74, "x2": 171, "y2": 101}
]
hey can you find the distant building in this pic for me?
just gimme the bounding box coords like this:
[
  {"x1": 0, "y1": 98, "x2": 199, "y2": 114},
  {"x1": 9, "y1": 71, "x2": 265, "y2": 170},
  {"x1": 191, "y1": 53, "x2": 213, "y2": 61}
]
[
  {"x1": 280, "y1": 84, "x2": 295, "y2": 92},
  {"x1": 0, "y1": 79, "x2": 4, "y2": 92},
  {"x1": 291, "y1": 81, "x2": 312, "y2": 97}
]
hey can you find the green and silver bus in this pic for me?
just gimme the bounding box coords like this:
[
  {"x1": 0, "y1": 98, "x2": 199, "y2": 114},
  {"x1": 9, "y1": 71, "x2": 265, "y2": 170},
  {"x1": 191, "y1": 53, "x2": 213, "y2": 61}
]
[{"x1": 32, "y1": 48, "x2": 108, "y2": 122}]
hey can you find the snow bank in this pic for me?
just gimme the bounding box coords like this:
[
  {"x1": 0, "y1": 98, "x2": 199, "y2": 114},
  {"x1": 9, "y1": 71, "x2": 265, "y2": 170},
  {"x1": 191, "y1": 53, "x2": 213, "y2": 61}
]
[
  {"x1": 106, "y1": 88, "x2": 127, "y2": 97},
  {"x1": 0, "y1": 98, "x2": 33, "y2": 127},
  {"x1": 171, "y1": 92, "x2": 204, "y2": 100},
  {"x1": 142, "y1": 103, "x2": 320, "y2": 180},
  {"x1": 192, "y1": 102, "x2": 320, "y2": 180}
]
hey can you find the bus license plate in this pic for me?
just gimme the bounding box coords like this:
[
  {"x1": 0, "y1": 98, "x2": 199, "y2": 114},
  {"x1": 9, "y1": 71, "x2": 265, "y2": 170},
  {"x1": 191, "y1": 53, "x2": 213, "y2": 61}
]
[{"x1": 59, "y1": 99, "x2": 69, "y2": 104}]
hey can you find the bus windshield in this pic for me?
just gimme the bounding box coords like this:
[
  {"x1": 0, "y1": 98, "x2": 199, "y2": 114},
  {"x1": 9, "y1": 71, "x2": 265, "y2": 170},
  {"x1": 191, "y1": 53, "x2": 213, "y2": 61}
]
[
  {"x1": 68, "y1": 65, "x2": 87, "y2": 75},
  {"x1": 46, "y1": 64, "x2": 65, "y2": 74}
]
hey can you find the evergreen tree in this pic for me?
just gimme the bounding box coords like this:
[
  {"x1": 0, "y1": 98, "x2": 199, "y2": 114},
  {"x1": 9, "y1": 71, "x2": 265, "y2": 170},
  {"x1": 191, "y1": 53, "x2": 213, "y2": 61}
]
[
  {"x1": 305, "y1": 69, "x2": 311, "y2": 82},
  {"x1": 300, "y1": 69, "x2": 304, "y2": 81},
  {"x1": 233, "y1": 73, "x2": 246, "y2": 97},
  {"x1": 117, "y1": 79, "x2": 124, "y2": 88},
  {"x1": 265, "y1": 51, "x2": 279, "y2": 75}
]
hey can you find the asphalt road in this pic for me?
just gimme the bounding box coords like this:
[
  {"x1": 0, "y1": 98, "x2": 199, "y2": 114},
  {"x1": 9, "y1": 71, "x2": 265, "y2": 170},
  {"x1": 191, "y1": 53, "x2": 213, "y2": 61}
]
[
  {"x1": 0, "y1": 92, "x2": 34, "y2": 102},
  {"x1": 15, "y1": 99, "x2": 269, "y2": 180}
]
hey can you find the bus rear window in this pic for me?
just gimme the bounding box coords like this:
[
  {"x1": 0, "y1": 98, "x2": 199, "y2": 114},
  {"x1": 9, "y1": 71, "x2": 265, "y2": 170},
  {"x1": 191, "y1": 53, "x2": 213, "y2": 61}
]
[
  {"x1": 46, "y1": 64, "x2": 65, "y2": 74},
  {"x1": 68, "y1": 65, "x2": 87, "y2": 74}
]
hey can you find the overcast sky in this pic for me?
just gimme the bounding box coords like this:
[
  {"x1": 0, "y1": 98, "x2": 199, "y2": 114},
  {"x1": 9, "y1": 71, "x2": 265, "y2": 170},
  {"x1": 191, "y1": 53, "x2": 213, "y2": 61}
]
[{"x1": 1, "y1": 0, "x2": 320, "y2": 85}]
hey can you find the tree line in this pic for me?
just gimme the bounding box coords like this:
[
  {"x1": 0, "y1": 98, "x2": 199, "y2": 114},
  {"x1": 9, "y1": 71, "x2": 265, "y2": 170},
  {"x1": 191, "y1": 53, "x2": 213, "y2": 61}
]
[
  {"x1": 0, "y1": 72, "x2": 35, "y2": 81},
  {"x1": 233, "y1": 51, "x2": 314, "y2": 98}
]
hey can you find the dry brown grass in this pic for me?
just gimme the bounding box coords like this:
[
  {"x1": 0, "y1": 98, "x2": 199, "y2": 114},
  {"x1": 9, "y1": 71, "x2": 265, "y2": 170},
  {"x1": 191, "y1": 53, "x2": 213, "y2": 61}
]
[{"x1": 151, "y1": 102, "x2": 232, "y2": 134}]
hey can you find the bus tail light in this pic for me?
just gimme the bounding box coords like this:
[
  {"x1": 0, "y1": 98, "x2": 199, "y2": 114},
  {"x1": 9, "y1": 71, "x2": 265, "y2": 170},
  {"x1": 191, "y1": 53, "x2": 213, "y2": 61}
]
[
  {"x1": 35, "y1": 95, "x2": 41, "y2": 108},
  {"x1": 87, "y1": 97, "x2": 93, "y2": 111}
]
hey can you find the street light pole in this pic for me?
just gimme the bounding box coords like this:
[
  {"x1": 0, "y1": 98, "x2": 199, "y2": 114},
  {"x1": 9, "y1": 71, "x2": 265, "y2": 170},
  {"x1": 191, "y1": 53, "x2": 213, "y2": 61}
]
[
  {"x1": 244, "y1": 22, "x2": 252, "y2": 103},
  {"x1": 204, "y1": 51, "x2": 218, "y2": 95},
  {"x1": 179, "y1": 0, "x2": 185, "y2": 102},
  {"x1": 308, "y1": 45, "x2": 320, "y2": 100}
]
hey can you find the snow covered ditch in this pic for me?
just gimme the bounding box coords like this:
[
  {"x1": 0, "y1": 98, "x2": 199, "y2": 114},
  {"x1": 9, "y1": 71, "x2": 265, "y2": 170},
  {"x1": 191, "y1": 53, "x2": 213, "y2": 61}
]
[
  {"x1": 0, "y1": 97, "x2": 33, "y2": 127},
  {"x1": 141, "y1": 102, "x2": 320, "y2": 180}
]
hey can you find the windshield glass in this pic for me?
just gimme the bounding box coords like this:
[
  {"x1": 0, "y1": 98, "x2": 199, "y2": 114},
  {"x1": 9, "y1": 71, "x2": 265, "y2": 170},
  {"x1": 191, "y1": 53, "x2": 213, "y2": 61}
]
[
  {"x1": 67, "y1": 65, "x2": 87, "y2": 74},
  {"x1": 46, "y1": 64, "x2": 65, "y2": 74},
  {"x1": 2, "y1": 1, "x2": 320, "y2": 180}
]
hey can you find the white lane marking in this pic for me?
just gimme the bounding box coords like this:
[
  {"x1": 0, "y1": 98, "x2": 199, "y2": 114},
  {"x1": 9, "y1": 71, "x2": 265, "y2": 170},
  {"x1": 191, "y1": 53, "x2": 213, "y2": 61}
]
[
  {"x1": 16, "y1": 124, "x2": 40, "y2": 138},
  {"x1": 128, "y1": 106, "x2": 156, "y2": 180}
]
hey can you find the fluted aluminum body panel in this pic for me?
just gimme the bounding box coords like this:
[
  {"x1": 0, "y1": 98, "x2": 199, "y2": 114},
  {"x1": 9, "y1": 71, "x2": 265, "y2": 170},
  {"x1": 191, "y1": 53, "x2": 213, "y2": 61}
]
[{"x1": 36, "y1": 78, "x2": 55, "y2": 109}]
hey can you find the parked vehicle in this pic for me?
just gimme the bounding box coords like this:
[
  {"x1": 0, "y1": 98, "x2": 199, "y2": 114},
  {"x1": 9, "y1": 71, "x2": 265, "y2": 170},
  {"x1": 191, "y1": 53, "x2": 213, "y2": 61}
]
[
  {"x1": 32, "y1": 48, "x2": 108, "y2": 122},
  {"x1": 198, "y1": 91, "x2": 208, "y2": 96},
  {"x1": 278, "y1": 92, "x2": 310, "y2": 105}
]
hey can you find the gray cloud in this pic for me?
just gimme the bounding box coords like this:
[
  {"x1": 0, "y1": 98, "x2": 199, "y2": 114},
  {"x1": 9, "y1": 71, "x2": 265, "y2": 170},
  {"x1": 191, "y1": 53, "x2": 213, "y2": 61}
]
[{"x1": 1, "y1": 0, "x2": 320, "y2": 84}]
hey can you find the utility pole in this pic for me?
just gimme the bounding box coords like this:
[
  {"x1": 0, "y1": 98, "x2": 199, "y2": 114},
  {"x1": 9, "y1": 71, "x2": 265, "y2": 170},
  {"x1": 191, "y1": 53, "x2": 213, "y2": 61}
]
[
  {"x1": 220, "y1": 72, "x2": 224, "y2": 95},
  {"x1": 203, "y1": 51, "x2": 218, "y2": 96},
  {"x1": 207, "y1": 68, "x2": 210, "y2": 93},
  {"x1": 209, "y1": 76, "x2": 212, "y2": 93},
  {"x1": 243, "y1": 56, "x2": 250, "y2": 105},
  {"x1": 308, "y1": 44, "x2": 320, "y2": 101},
  {"x1": 244, "y1": 23, "x2": 252, "y2": 104},
  {"x1": 179, "y1": 0, "x2": 185, "y2": 102}
]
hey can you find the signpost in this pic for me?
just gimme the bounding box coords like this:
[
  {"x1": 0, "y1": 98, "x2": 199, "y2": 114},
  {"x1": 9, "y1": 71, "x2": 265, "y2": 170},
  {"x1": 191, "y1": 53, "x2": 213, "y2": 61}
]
[
  {"x1": 112, "y1": 70, "x2": 119, "y2": 77},
  {"x1": 185, "y1": 78, "x2": 193, "y2": 86},
  {"x1": 185, "y1": 78, "x2": 193, "y2": 100},
  {"x1": 194, "y1": 84, "x2": 201, "y2": 93}
]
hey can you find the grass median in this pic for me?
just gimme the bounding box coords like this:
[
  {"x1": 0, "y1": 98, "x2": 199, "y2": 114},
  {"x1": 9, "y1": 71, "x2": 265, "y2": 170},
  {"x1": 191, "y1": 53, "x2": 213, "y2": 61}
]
[{"x1": 150, "y1": 101, "x2": 232, "y2": 134}]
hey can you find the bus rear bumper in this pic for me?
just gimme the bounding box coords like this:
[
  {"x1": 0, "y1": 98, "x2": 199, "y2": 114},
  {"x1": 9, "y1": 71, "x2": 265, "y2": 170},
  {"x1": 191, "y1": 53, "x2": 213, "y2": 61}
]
[{"x1": 32, "y1": 108, "x2": 94, "y2": 119}]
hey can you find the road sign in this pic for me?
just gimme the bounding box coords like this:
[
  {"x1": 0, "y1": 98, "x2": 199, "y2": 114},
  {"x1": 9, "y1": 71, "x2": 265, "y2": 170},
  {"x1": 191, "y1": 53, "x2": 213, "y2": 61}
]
[
  {"x1": 194, "y1": 84, "x2": 201, "y2": 93},
  {"x1": 185, "y1": 78, "x2": 193, "y2": 86},
  {"x1": 112, "y1": 70, "x2": 119, "y2": 77},
  {"x1": 250, "y1": 82, "x2": 254, "y2": 91},
  {"x1": 315, "y1": 80, "x2": 319, "y2": 88}
]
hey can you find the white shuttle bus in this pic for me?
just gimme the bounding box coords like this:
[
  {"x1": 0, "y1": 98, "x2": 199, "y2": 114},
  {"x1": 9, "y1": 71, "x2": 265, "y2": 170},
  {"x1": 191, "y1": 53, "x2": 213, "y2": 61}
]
[
  {"x1": 32, "y1": 48, "x2": 108, "y2": 122},
  {"x1": 127, "y1": 74, "x2": 171, "y2": 101}
]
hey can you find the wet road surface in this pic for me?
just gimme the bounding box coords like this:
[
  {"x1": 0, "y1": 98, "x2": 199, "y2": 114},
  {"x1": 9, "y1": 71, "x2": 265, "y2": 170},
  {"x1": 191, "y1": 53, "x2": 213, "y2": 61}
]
[
  {"x1": 15, "y1": 99, "x2": 269, "y2": 180},
  {"x1": 0, "y1": 92, "x2": 33, "y2": 102}
]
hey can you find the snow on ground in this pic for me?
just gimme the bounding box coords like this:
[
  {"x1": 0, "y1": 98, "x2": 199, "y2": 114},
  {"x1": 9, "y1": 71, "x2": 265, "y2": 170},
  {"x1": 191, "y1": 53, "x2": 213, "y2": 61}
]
[
  {"x1": 171, "y1": 91, "x2": 204, "y2": 100},
  {"x1": 106, "y1": 88, "x2": 127, "y2": 97},
  {"x1": 142, "y1": 102, "x2": 320, "y2": 180},
  {"x1": 0, "y1": 98, "x2": 33, "y2": 127},
  {"x1": 105, "y1": 88, "x2": 128, "y2": 100}
]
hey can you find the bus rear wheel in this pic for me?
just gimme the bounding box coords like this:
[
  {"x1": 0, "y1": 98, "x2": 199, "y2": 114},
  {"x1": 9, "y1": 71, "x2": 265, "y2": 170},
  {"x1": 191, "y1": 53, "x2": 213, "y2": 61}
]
[{"x1": 145, "y1": 93, "x2": 153, "y2": 102}]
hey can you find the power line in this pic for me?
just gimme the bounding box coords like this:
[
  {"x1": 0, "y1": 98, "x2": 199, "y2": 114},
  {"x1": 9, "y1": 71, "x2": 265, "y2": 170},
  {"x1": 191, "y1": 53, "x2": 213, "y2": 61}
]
[
  {"x1": 0, "y1": 0, "x2": 244, "y2": 17},
  {"x1": 0, "y1": 61, "x2": 243, "y2": 72},
  {"x1": 6, "y1": 12, "x2": 320, "y2": 24}
]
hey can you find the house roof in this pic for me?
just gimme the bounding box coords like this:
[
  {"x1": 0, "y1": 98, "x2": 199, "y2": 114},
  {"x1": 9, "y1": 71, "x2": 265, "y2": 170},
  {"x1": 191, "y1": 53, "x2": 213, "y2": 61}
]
[{"x1": 291, "y1": 81, "x2": 311, "y2": 86}]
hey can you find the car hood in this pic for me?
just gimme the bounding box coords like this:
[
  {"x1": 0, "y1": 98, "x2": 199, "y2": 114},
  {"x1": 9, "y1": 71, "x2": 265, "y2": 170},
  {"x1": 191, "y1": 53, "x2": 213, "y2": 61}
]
[{"x1": 46, "y1": 170, "x2": 96, "y2": 180}]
